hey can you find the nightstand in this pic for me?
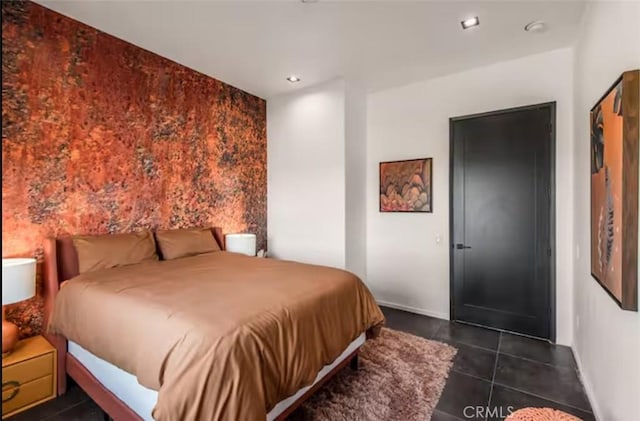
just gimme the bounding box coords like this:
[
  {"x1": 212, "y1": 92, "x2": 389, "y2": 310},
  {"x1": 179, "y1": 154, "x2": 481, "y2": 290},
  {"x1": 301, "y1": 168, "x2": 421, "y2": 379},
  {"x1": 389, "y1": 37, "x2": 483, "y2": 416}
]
[{"x1": 2, "y1": 335, "x2": 56, "y2": 419}]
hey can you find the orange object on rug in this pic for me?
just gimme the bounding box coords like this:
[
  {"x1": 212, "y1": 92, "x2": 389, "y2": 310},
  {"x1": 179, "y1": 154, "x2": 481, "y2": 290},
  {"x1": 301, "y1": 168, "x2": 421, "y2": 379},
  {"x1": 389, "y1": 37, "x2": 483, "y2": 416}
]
[{"x1": 506, "y1": 408, "x2": 582, "y2": 421}]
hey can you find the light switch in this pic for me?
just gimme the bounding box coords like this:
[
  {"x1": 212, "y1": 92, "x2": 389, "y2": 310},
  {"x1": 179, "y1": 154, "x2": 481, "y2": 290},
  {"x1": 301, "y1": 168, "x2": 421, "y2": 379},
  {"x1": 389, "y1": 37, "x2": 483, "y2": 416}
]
[{"x1": 436, "y1": 235, "x2": 442, "y2": 244}]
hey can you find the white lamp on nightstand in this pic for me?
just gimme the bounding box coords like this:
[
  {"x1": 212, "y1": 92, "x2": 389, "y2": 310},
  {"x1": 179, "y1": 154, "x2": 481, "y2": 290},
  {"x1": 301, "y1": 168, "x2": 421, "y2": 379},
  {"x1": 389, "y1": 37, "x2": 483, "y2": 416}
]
[
  {"x1": 2, "y1": 258, "x2": 36, "y2": 356},
  {"x1": 225, "y1": 233, "x2": 257, "y2": 257}
]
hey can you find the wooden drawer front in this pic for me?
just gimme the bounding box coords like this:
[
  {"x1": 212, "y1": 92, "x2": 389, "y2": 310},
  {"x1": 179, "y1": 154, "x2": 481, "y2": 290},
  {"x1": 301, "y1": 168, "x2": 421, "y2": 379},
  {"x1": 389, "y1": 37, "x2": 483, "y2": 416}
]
[
  {"x1": 2, "y1": 375, "x2": 53, "y2": 416},
  {"x1": 3, "y1": 352, "x2": 53, "y2": 385}
]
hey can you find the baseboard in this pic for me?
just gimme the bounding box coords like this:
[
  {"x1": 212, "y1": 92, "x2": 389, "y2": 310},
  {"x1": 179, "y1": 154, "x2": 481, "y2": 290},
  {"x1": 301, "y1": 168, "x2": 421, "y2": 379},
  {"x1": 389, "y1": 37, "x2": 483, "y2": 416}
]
[
  {"x1": 376, "y1": 299, "x2": 449, "y2": 321},
  {"x1": 571, "y1": 345, "x2": 603, "y2": 421}
]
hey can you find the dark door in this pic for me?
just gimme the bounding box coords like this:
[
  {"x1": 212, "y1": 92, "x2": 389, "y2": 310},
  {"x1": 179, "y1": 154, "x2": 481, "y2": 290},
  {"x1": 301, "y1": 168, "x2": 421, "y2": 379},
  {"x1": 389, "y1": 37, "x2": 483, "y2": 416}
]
[{"x1": 450, "y1": 103, "x2": 555, "y2": 340}]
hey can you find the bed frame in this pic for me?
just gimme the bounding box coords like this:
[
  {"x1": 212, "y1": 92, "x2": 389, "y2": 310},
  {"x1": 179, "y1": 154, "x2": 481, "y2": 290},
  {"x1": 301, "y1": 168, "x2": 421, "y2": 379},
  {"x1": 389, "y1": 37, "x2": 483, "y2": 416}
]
[{"x1": 42, "y1": 227, "x2": 359, "y2": 421}]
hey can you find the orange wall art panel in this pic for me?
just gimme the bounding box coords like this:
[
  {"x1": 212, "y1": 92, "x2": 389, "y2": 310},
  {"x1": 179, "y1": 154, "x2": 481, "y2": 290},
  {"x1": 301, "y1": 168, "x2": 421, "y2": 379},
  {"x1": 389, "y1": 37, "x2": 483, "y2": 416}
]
[{"x1": 2, "y1": 1, "x2": 267, "y2": 336}]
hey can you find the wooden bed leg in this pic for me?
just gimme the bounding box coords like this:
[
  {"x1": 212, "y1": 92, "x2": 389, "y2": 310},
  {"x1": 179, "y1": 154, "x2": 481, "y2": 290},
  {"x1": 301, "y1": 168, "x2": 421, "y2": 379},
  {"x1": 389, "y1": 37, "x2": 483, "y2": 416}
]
[
  {"x1": 43, "y1": 332, "x2": 67, "y2": 395},
  {"x1": 349, "y1": 353, "x2": 359, "y2": 370}
]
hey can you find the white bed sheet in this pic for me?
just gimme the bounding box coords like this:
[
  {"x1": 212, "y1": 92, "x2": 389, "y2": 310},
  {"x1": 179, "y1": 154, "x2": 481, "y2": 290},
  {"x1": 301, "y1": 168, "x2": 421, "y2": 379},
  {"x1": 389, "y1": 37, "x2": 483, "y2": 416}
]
[{"x1": 68, "y1": 332, "x2": 365, "y2": 421}]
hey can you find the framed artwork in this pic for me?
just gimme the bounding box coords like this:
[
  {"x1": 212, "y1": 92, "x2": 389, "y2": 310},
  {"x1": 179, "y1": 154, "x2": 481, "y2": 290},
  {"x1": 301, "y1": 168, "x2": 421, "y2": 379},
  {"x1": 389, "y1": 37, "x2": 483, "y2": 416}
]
[
  {"x1": 590, "y1": 69, "x2": 639, "y2": 311},
  {"x1": 379, "y1": 158, "x2": 432, "y2": 213}
]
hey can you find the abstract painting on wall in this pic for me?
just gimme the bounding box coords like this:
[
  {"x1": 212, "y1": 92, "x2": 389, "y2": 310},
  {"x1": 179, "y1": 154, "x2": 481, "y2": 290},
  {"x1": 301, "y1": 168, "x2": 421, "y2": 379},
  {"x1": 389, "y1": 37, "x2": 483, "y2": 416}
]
[
  {"x1": 380, "y1": 158, "x2": 432, "y2": 212},
  {"x1": 590, "y1": 69, "x2": 639, "y2": 311}
]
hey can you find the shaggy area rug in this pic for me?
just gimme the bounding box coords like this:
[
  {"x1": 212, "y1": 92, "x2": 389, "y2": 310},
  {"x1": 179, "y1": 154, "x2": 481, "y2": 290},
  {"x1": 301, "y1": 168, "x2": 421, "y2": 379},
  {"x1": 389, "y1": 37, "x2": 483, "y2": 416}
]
[{"x1": 290, "y1": 328, "x2": 457, "y2": 421}]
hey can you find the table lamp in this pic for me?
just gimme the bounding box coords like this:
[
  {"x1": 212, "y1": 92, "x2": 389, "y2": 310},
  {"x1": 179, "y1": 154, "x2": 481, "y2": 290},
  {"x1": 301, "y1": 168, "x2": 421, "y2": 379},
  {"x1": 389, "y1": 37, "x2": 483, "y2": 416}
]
[
  {"x1": 2, "y1": 258, "x2": 36, "y2": 356},
  {"x1": 225, "y1": 233, "x2": 257, "y2": 256}
]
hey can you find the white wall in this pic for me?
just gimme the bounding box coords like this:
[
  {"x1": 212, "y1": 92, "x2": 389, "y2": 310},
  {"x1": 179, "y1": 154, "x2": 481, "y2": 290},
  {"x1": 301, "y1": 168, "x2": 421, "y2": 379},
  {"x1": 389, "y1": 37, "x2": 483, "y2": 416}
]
[
  {"x1": 572, "y1": 2, "x2": 640, "y2": 420},
  {"x1": 367, "y1": 48, "x2": 575, "y2": 344},
  {"x1": 267, "y1": 79, "x2": 346, "y2": 268},
  {"x1": 268, "y1": 79, "x2": 368, "y2": 276},
  {"x1": 345, "y1": 82, "x2": 368, "y2": 279}
]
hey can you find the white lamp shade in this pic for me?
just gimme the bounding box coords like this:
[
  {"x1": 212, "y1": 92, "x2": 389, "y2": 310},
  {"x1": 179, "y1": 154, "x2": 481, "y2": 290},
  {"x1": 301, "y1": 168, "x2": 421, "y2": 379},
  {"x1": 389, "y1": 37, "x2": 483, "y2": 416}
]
[
  {"x1": 2, "y1": 258, "x2": 36, "y2": 305},
  {"x1": 225, "y1": 234, "x2": 256, "y2": 256}
]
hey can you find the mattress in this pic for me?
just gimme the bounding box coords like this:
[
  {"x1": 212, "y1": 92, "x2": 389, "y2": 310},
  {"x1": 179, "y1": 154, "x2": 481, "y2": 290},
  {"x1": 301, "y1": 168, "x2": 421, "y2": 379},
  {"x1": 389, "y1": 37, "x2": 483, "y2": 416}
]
[{"x1": 68, "y1": 332, "x2": 366, "y2": 421}]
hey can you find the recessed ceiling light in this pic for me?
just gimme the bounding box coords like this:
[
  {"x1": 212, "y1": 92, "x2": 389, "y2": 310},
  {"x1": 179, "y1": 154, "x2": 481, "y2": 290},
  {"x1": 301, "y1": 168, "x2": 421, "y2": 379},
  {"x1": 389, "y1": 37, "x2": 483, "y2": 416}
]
[
  {"x1": 524, "y1": 20, "x2": 548, "y2": 33},
  {"x1": 461, "y1": 16, "x2": 480, "y2": 30},
  {"x1": 286, "y1": 75, "x2": 301, "y2": 83}
]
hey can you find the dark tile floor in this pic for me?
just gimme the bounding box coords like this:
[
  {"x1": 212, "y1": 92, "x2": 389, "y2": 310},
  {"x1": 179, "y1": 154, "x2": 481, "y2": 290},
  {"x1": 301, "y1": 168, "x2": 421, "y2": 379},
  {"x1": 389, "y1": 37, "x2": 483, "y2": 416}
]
[
  {"x1": 8, "y1": 306, "x2": 595, "y2": 421},
  {"x1": 383, "y1": 307, "x2": 594, "y2": 421}
]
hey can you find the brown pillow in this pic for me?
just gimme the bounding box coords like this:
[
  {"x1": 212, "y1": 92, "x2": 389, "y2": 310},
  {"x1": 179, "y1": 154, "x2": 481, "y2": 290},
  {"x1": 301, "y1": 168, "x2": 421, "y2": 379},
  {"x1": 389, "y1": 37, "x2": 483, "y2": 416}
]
[
  {"x1": 155, "y1": 228, "x2": 221, "y2": 260},
  {"x1": 73, "y1": 231, "x2": 158, "y2": 274}
]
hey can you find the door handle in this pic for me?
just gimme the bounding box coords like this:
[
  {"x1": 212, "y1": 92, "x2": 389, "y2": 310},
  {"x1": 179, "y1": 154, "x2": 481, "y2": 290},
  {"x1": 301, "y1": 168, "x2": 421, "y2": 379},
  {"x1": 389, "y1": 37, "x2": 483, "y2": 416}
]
[{"x1": 454, "y1": 243, "x2": 472, "y2": 250}]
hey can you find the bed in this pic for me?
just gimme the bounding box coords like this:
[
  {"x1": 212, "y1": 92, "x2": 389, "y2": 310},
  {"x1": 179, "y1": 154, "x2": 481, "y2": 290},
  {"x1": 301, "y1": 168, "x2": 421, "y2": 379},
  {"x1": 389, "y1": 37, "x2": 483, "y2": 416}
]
[{"x1": 42, "y1": 228, "x2": 384, "y2": 421}]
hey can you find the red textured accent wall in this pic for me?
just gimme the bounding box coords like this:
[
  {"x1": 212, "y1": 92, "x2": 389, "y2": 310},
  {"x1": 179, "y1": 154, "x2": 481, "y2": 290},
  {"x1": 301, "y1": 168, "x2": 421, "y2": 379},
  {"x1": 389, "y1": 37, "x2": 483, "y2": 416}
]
[{"x1": 1, "y1": 2, "x2": 267, "y2": 337}]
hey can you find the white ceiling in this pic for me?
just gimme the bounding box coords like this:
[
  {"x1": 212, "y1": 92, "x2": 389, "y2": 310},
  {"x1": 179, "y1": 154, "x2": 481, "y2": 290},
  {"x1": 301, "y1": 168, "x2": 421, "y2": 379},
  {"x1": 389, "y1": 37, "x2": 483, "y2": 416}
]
[{"x1": 37, "y1": 0, "x2": 586, "y2": 99}]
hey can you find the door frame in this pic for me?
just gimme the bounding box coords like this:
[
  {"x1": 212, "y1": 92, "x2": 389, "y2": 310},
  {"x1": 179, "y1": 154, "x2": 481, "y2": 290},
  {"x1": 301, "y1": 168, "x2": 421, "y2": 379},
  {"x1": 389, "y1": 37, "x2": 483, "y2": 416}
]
[{"x1": 448, "y1": 102, "x2": 557, "y2": 342}]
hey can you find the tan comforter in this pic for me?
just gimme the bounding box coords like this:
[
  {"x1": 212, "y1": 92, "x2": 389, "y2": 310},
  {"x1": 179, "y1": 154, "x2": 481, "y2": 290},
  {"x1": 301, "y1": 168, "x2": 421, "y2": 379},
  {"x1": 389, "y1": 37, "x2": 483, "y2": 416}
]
[{"x1": 49, "y1": 252, "x2": 384, "y2": 421}]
